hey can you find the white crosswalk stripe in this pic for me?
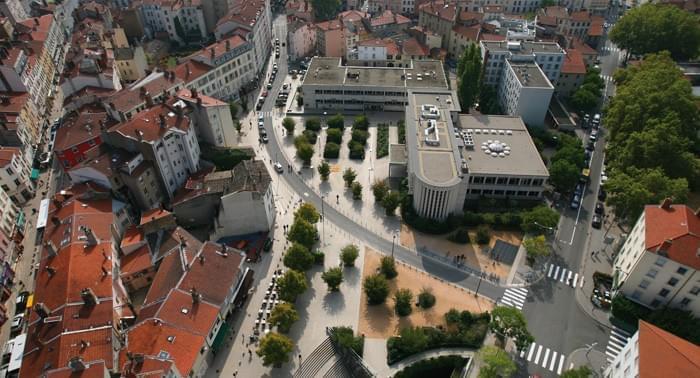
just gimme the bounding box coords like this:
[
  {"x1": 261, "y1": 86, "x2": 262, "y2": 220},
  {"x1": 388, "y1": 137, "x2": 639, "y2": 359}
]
[
  {"x1": 546, "y1": 263, "x2": 584, "y2": 288},
  {"x1": 500, "y1": 287, "x2": 528, "y2": 310},
  {"x1": 600, "y1": 75, "x2": 614, "y2": 83},
  {"x1": 606, "y1": 326, "x2": 632, "y2": 362},
  {"x1": 519, "y1": 342, "x2": 566, "y2": 374}
]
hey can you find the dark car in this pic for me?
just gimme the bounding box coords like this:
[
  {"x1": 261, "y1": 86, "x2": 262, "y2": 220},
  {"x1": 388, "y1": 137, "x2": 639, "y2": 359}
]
[
  {"x1": 574, "y1": 183, "x2": 584, "y2": 196},
  {"x1": 259, "y1": 134, "x2": 269, "y2": 143},
  {"x1": 15, "y1": 291, "x2": 29, "y2": 313},
  {"x1": 592, "y1": 214, "x2": 602, "y2": 229},
  {"x1": 586, "y1": 140, "x2": 595, "y2": 151},
  {"x1": 595, "y1": 202, "x2": 605, "y2": 215},
  {"x1": 598, "y1": 187, "x2": 607, "y2": 201},
  {"x1": 570, "y1": 194, "x2": 581, "y2": 209}
]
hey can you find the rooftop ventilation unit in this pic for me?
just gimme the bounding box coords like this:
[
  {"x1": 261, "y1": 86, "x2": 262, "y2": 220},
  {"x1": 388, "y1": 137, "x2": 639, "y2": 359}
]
[
  {"x1": 424, "y1": 119, "x2": 439, "y2": 146},
  {"x1": 506, "y1": 130, "x2": 513, "y2": 135},
  {"x1": 420, "y1": 104, "x2": 440, "y2": 119}
]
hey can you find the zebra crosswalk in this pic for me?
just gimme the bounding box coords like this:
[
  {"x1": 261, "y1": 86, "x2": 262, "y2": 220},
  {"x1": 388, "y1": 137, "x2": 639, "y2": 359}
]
[
  {"x1": 500, "y1": 287, "x2": 528, "y2": 310},
  {"x1": 257, "y1": 111, "x2": 274, "y2": 118},
  {"x1": 600, "y1": 75, "x2": 614, "y2": 83},
  {"x1": 605, "y1": 326, "x2": 632, "y2": 363},
  {"x1": 546, "y1": 263, "x2": 584, "y2": 288},
  {"x1": 520, "y1": 342, "x2": 566, "y2": 375}
]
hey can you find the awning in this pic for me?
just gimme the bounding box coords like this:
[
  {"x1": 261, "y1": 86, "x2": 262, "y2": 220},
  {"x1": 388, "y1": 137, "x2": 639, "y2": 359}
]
[
  {"x1": 36, "y1": 198, "x2": 50, "y2": 229},
  {"x1": 30, "y1": 168, "x2": 39, "y2": 180},
  {"x1": 211, "y1": 321, "x2": 231, "y2": 352}
]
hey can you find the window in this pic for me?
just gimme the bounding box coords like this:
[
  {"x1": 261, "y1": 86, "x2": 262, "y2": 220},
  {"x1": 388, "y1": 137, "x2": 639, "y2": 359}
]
[
  {"x1": 654, "y1": 256, "x2": 666, "y2": 267},
  {"x1": 6, "y1": 167, "x2": 13, "y2": 175},
  {"x1": 659, "y1": 288, "x2": 670, "y2": 297},
  {"x1": 646, "y1": 268, "x2": 658, "y2": 278},
  {"x1": 650, "y1": 299, "x2": 661, "y2": 308},
  {"x1": 667, "y1": 277, "x2": 679, "y2": 287},
  {"x1": 676, "y1": 267, "x2": 688, "y2": 275},
  {"x1": 639, "y1": 280, "x2": 650, "y2": 289},
  {"x1": 680, "y1": 297, "x2": 691, "y2": 306},
  {"x1": 690, "y1": 286, "x2": 700, "y2": 296}
]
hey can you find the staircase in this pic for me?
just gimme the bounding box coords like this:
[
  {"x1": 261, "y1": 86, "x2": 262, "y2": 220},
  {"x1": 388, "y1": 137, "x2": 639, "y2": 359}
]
[
  {"x1": 323, "y1": 356, "x2": 352, "y2": 378},
  {"x1": 293, "y1": 337, "x2": 335, "y2": 378}
]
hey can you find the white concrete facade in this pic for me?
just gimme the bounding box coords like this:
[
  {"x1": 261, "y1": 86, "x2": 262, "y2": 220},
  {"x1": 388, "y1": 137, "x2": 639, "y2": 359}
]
[
  {"x1": 0, "y1": 148, "x2": 33, "y2": 205},
  {"x1": 0, "y1": 184, "x2": 17, "y2": 239},
  {"x1": 140, "y1": 1, "x2": 207, "y2": 44},
  {"x1": 605, "y1": 328, "x2": 639, "y2": 378},
  {"x1": 213, "y1": 185, "x2": 275, "y2": 238},
  {"x1": 287, "y1": 21, "x2": 317, "y2": 61},
  {"x1": 481, "y1": 40, "x2": 565, "y2": 86},
  {"x1": 498, "y1": 61, "x2": 554, "y2": 126},
  {"x1": 187, "y1": 39, "x2": 257, "y2": 101}
]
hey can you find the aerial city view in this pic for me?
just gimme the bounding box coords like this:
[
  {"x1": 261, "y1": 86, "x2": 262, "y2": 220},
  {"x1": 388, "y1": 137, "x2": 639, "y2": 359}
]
[{"x1": 0, "y1": 0, "x2": 698, "y2": 376}]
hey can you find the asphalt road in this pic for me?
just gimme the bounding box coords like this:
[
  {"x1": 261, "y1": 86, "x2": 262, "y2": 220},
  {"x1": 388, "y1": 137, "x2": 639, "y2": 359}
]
[{"x1": 261, "y1": 16, "x2": 506, "y2": 303}]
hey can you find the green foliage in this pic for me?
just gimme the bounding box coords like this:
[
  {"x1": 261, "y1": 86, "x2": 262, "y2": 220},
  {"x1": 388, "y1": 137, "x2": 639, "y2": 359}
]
[
  {"x1": 200, "y1": 145, "x2": 251, "y2": 170},
  {"x1": 302, "y1": 130, "x2": 317, "y2": 144},
  {"x1": 173, "y1": 16, "x2": 186, "y2": 42},
  {"x1": 294, "y1": 133, "x2": 310, "y2": 149},
  {"x1": 397, "y1": 120, "x2": 406, "y2": 144},
  {"x1": 376, "y1": 123, "x2": 389, "y2": 158},
  {"x1": 322, "y1": 267, "x2": 344, "y2": 291},
  {"x1": 363, "y1": 274, "x2": 390, "y2": 305},
  {"x1": 417, "y1": 287, "x2": 436, "y2": 309},
  {"x1": 475, "y1": 225, "x2": 491, "y2": 245},
  {"x1": 343, "y1": 168, "x2": 357, "y2": 187},
  {"x1": 462, "y1": 211, "x2": 523, "y2": 229},
  {"x1": 548, "y1": 133, "x2": 585, "y2": 193},
  {"x1": 540, "y1": 0, "x2": 557, "y2": 6},
  {"x1": 296, "y1": 142, "x2": 314, "y2": 165},
  {"x1": 353, "y1": 115, "x2": 370, "y2": 130},
  {"x1": 521, "y1": 206, "x2": 560, "y2": 233},
  {"x1": 612, "y1": 295, "x2": 700, "y2": 344},
  {"x1": 348, "y1": 140, "x2": 366, "y2": 159},
  {"x1": 283, "y1": 243, "x2": 314, "y2": 271},
  {"x1": 371, "y1": 179, "x2": 389, "y2": 203},
  {"x1": 549, "y1": 159, "x2": 581, "y2": 193},
  {"x1": 609, "y1": 4, "x2": 700, "y2": 60},
  {"x1": 395, "y1": 355, "x2": 468, "y2": 378},
  {"x1": 282, "y1": 117, "x2": 295, "y2": 133},
  {"x1": 478, "y1": 346, "x2": 517, "y2": 378},
  {"x1": 382, "y1": 191, "x2": 401, "y2": 216},
  {"x1": 351, "y1": 181, "x2": 363, "y2": 200},
  {"x1": 256, "y1": 332, "x2": 294, "y2": 366},
  {"x1": 489, "y1": 306, "x2": 535, "y2": 352},
  {"x1": 445, "y1": 308, "x2": 461, "y2": 325},
  {"x1": 287, "y1": 218, "x2": 318, "y2": 249},
  {"x1": 269, "y1": 303, "x2": 299, "y2": 333},
  {"x1": 340, "y1": 244, "x2": 360, "y2": 266},
  {"x1": 294, "y1": 202, "x2": 320, "y2": 224},
  {"x1": 611, "y1": 296, "x2": 651, "y2": 325},
  {"x1": 401, "y1": 196, "x2": 461, "y2": 234},
  {"x1": 229, "y1": 102, "x2": 239, "y2": 119},
  {"x1": 277, "y1": 270, "x2": 308, "y2": 303},
  {"x1": 311, "y1": 0, "x2": 341, "y2": 21},
  {"x1": 458, "y1": 44, "x2": 482, "y2": 110},
  {"x1": 318, "y1": 161, "x2": 330, "y2": 181},
  {"x1": 329, "y1": 326, "x2": 364, "y2": 356},
  {"x1": 560, "y1": 366, "x2": 593, "y2": 378},
  {"x1": 523, "y1": 235, "x2": 551, "y2": 261},
  {"x1": 478, "y1": 84, "x2": 502, "y2": 115},
  {"x1": 351, "y1": 129, "x2": 369, "y2": 145},
  {"x1": 312, "y1": 250, "x2": 325, "y2": 265},
  {"x1": 380, "y1": 256, "x2": 398, "y2": 279},
  {"x1": 394, "y1": 288, "x2": 413, "y2": 317},
  {"x1": 571, "y1": 67, "x2": 605, "y2": 113},
  {"x1": 326, "y1": 128, "x2": 343, "y2": 144},
  {"x1": 323, "y1": 142, "x2": 340, "y2": 159},
  {"x1": 449, "y1": 227, "x2": 470, "y2": 244},
  {"x1": 304, "y1": 117, "x2": 321, "y2": 132},
  {"x1": 327, "y1": 114, "x2": 345, "y2": 130}
]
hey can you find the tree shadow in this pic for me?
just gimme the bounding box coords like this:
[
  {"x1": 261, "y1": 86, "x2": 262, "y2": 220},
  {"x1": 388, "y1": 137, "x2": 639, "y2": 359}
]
[
  {"x1": 322, "y1": 291, "x2": 346, "y2": 315},
  {"x1": 343, "y1": 266, "x2": 361, "y2": 287}
]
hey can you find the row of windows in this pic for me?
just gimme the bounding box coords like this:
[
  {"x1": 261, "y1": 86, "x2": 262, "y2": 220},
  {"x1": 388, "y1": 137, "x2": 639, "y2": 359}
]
[
  {"x1": 469, "y1": 176, "x2": 544, "y2": 186},
  {"x1": 468, "y1": 189, "x2": 540, "y2": 197},
  {"x1": 313, "y1": 89, "x2": 407, "y2": 96}
]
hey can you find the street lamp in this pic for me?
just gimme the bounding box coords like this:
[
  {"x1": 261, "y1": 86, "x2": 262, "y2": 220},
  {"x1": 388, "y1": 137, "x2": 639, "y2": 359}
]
[
  {"x1": 320, "y1": 195, "x2": 325, "y2": 245},
  {"x1": 391, "y1": 230, "x2": 399, "y2": 258}
]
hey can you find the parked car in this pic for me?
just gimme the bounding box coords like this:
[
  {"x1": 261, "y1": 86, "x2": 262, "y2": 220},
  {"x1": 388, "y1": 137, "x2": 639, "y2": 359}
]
[
  {"x1": 274, "y1": 162, "x2": 284, "y2": 173},
  {"x1": 15, "y1": 291, "x2": 29, "y2": 313},
  {"x1": 592, "y1": 214, "x2": 602, "y2": 229},
  {"x1": 570, "y1": 194, "x2": 581, "y2": 209},
  {"x1": 592, "y1": 113, "x2": 601, "y2": 125},
  {"x1": 574, "y1": 183, "x2": 584, "y2": 196},
  {"x1": 261, "y1": 90, "x2": 268, "y2": 97},
  {"x1": 258, "y1": 121, "x2": 265, "y2": 129},
  {"x1": 586, "y1": 140, "x2": 595, "y2": 151},
  {"x1": 10, "y1": 314, "x2": 23, "y2": 332},
  {"x1": 259, "y1": 134, "x2": 269, "y2": 143},
  {"x1": 595, "y1": 202, "x2": 605, "y2": 215},
  {"x1": 598, "y1": 187, "x2": 607, "y2": 201},
  {"x1": 589, "y1": 130, "x2": 598, "y2": 141}
]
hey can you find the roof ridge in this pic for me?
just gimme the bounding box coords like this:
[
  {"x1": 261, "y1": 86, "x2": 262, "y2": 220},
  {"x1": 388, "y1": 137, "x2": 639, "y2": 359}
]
[{"x1": 643, "y1": 321, "x2": 700, "y2": 369}]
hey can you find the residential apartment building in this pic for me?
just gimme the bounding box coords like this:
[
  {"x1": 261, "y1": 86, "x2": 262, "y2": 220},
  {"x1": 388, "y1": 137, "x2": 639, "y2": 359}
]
[
  {"x1": 0, "y1": 146, "x2": 33, "y2": 204},
  {"x1": 105, "y1": 71, "x2": 185, "y2": 122},
  {"x1": 175, "y1": 88, "x2": 233, "y2": 147},
  {"x1": 555, "y1": 48, "x2": 586, "y2": 98},
  {"x1": 138, "y1": 0, "x2": 207, "y2": 44},
  {"x1": 368, "y1": 0, "x2": 411, "y2": 14},
  {"x1": 0, "y1": 184, "x2": 17, "y2": 241},
  {"x1": 612, "y1": 201, "x2": 700, "y2": 316},
  {"x1": 214, "y1": 0, "x2": 272, "y2": 76},
  {"x1": 356, "y1": 38, "x2": 400, "y2": 61},
  {"x1": 53, "y1": 105, "x2": 114, "y2": 169},
  {"x1": 315, "y1": 19, "x2": 346, "y2": 57},
  {"x1": 481, "y1": 40, "x2": 566, "y2": 87},
  {"x1": 0, "y1": 93, "x2": 40, "y2": 155},
  {"x1": 300, "y1": 57, "x2": 449, "y2": 111},
  {"x1": 498, "y1": 61, "x2": 554, "y2": 126},
  {"x1": 112, "y1": 27, "x2": 148, "y2": 83},
  {"x1": 0, "y1": 0, "x2": 27, "y2": 25},
  {"x1": 106, "y1": 102, "x2": 201, "y2": 199},
  {"x1": 536, "y1": 6, "x2": 592, "y2": 40},
  {"x1": 288, "y1": 17, "x2": 317, "y2": 61},
  {"x1": 605, "y1": 320, "x2": 700, "y2": 378}
]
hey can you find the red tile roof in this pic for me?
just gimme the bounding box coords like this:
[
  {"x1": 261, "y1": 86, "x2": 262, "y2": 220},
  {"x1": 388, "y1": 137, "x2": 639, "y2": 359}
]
[
  {"x1": 173, "y1": 59, "x2": 211, "y2": 84},
  {"x1": 153, "y1": 289, "x2": 219, "y2": 336},
  {"x1": 120, "y1": 244, "x2": 152, "y2": 276},
  {"x1": 419, "y1": 1, "x2": 457, "y2": 21},
  {"x1": 402, "y1": 38, "x2": 430, "y2": 57},
  {"x1": 638, "y1": 320, "x2": 700, "y2": 377},
  {"x1": 179, "y1": 242, "x2": 244, "y2": 304},
  {"x1": 191, "y1": 35, "x2": 248, "y2": 64},
  {"x1": 108, "y1": 72, "x2": 182, "y2": 112},
  {"x1": 479, "y1": 33, "x2": 506, "y2": 42},
  {"x1": 176, "y1": 88, "x2": 227, "y2": 107},
  {"x1": 588, "y1": 16, "x2": 604, "y2": 37},
  {"x1": 140, "y1": 208, "x2": 173, "y2": 226},
  {"x1": 453, "y1": 24, "x2": 481, "y2": 41},
  {"x1": 562, "y1": 49, "x2": 586, "y2": 75},
  {"x1": 121, "y1": 225, "x2": 144, "y2": 249},
  {"x1": 644, "y1": 203, "x2": 700, "y2": 270},
  {"x1": 108, "y1": 103, "x2": 192, "y2": 143},
  {"x1": 121, "y1": 355, "x2": 176, "y2": 377},
  {"x1": 0, "y1": 92, "x2": 30, "y2": 114},
  {"x1": 0, "y1": 146, "x2": 20, "y2": 168},
  {"x1": 54, "y1": 106, "x2": 111, "y2": 152}
]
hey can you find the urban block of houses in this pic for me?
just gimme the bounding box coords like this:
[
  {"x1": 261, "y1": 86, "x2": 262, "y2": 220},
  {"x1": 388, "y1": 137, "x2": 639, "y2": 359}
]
[{"x1": 555, "y1": 48, "x2": 587, "y2": 98}]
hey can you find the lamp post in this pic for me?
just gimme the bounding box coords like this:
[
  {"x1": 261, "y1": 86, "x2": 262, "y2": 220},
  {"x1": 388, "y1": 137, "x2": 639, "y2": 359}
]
[
  {"x1": 320, "y1": 195, "x2": 325, "y2": 245},
  {"x1": 475, "y1": 272, "x2": 483, "y2": 298},
  {"x1": 391, "y1": 231, "x2": 398, "y2": 258}
]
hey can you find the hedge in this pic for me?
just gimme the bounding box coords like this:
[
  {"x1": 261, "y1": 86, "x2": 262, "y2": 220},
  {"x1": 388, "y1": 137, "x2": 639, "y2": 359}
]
[
  {"x1": 302, "y1": 130, "x2": 317, "y2": 145},
  {"x1": 326, "y1": 128, "x2": 343, "y2": 144},
  {"x1": 200, "y1": 145, "x2": 251, "y2": 170},
  {"x1": 612, "y1": 296, "x2": 700, "y2": 344},
  {"x1": 398, "y1": 120, "x2": 406, "y2": 144},
  {"x1": 329, "y1": 326, "x2": 364, "y2": 357},
  {"x1": 324, "y1": 142, "x2": 340, "y2": 159},
  {"x1": 351, "y1": 129, "x2": 369, "y2": 146},
  {"x1": 348, "y1": 140, "x2": 365, "y2": 160},
  {"x1": 462, "y1": 211, "x2": 523, "y2": 229},
  {"x1": 401, "y1": 195, "x2": 460, "y2": 234},
  {"x1": 395, "y1": 355, "x2": 468, "y2": 378},
  {"x1": 376, "y1": 123, "x2": 389, "y2": 158}
]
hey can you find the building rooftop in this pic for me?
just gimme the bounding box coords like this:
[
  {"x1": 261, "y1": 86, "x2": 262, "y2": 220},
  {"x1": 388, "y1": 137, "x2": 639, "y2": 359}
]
[
  {"x1": 507, "y1": 62, "x2": 552, "y2": 88},
  {"x1": 302, "y1": 57, "x2": 448, "y2": 89},
  {"x1": 54, "y1": 106, "x2": 113, "y2": 151},
  {"x1": 637, "y1": 320, "x2": 700, "y2": 377},
  {"x1": 562, "y1": 49, "x2": 586, "y2": 75},
  {"x1": 406, "y1": 90, "x2": 463, "y2": 187},
  {"x1": 643, "y1": 203, "x2": 700, "y2": 270},
  {"x1": 481, "y1": 40, "x2": 564, "y2": 54},
  {"x1": 108, "y1": 103, "x2": 191, "y2": 143},
  {"x1": 0, "y1": 146, "x2": 20, "y2": 168},
  {"x1": 456, "y1": 115, "x2": 549, "y2": 177}
]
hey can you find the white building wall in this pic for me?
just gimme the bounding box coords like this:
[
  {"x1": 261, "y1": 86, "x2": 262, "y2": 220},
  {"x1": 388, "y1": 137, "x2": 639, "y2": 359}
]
[
  {"x1": 189, "y1": 47, "x2": 256, "y2": 101},
  {"x1": 199, "y1": 104, "x2": 232, "y2": 147},
  {"x1": 152, "y1": 125, "x2": 200, "y2": 198},
  {"x1": 410, "y1": 177, "x2": 465, "y2": 221},
  {"x1": 613, "y1": 212, "x2": 647, "y2": 286},
  {"x1": 0, "y1": 185, "x2": 17, "y2": 238},
  {"x1": 358, "y1": 45, "x2": 388, "y2": 61},
  {"x1": 288, "y1": 23, "x2": 317, "y2": 60},
  {"x1": 0, "y1": 151, "x2": 33, "y2": 204},
  {"x1": 605, "y1": 329, "x2": 639, "y2": 378},
  {"x1": 214, "y1": 187, "x2": 275, "y2": 238},
  {"x1": 498, "y1": 63, "x2": 553, "y2": 126}
]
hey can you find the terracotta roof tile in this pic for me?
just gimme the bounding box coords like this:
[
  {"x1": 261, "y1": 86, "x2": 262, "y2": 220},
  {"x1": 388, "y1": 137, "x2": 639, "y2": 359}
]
[
  {"x1": 142, "y1": 250, "x2": 185, "y2": 306},
  {"x1": 588, "y1": 16, "x2": 604, "y2": 37},
  {"x1": 108, "y1": 103, "x2": 192, "y2": 143},
  {"x1": 562, "y1": 49, "x2": 586, "y2": 74},
  {"x1": 0, "y1": 146, "x2": 21, "y2": 168},
  {"x1": 140, "y1": 208, "x2": 173, "y2": 226},
  {"x1": 638, "y1": 320, "x2": 700, "y2": 377},
  {"x1": 479, "y1": 33, "x2": 507, "y2": 42},
  {"x1": 180, "y1": 242, "x2": 244, "y2": 305},
  {"x1": 120, "y1": 244, "x2": 153, "y2": 276},
  {"x1": 176, "y1": 88, "x2": 228, "y2": 107},
  {"x1": 173, "y1": 59, "x2": 211, "y2": 84},
  {"x1": 108, "y1": 73, "x2": 182, "y2": 112},
  {"x1": 402, "y1": 38, "x2": 430, "y2": 56},
  {"x1": 154, "y1": 288, "x2": 219, "y2": 336},
  {"x1": 644, "y1": 204, "x2": 700, "y2": 270},
  {"x1": 54, "y1": 107, "x2": 112, "y2": 152},
  {"x1": 453, "y1": 24, "x2": 481, "y2": 41}
]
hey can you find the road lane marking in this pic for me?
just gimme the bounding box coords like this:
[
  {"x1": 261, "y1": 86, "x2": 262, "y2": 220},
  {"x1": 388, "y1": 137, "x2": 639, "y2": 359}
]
[
  {"x1": 567, "y1": 271, "x2": 573, "y2": 284},
  {"x1": 557, "y1": 355, "x2": 565, "y2": 375},
  {"x1": 542, "y1": 348, "x2": 551, "y2": 367},
  {"x1": 548, "y1": 264, "x2": 554, "y2": 277},
  {"x1": 534, "y1": 345, "x2": 543, "y2": 364},
  {"x1": 553, "y1": 266, "x2": 560, "y2": 279},
  {"x1": 573, "y1": 273, "x2": 579, "y2": 287},
  {"x1": 549, "y1": 351, "x2": 558, "y2": 371},
  {"x1": 527, "y1": 344, "x2": 536, "y2": 360}
]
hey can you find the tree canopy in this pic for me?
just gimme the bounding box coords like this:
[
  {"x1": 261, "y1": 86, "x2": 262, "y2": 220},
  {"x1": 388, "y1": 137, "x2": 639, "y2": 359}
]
[
  {"x1": 478, "y1": 346, "x2": 517, "y2": 378},
  {"x1": 523, "y1": 235, "x2": 551, "y2": 261},
  {"x1": 269, "y1": 303, "x2": 299, "y2": 333},
  {"x1": 363, "y1": 274, "x2": 390, "y2": 305},
  {"x1": 277, "y1": 269, "x2": 308, "y2": 302},
  {"x1": 256, "y1": 332, "x2": 294, "y2": 366},
  {"x1": 322, "y1": 267, "x2": 344, "y2": 291},
  {"x1": 287, "y1": 218, "x2": 318, "y2": 249},
  {"x1": 282, "y1": 117, "x2": 295, "y2": 133},
  {"x1": 609, "y1": 3, "x2": 700, "y2": 61},
  {"x1": 294, "y1": 203, "x2": 320, "y2": 224},
  {"x1": 340, "y1": 244, "x2": 360, "y2": 266},
  {"x1": 489, "y1": 306, "x2": 534, "y2": 352},
  {"x1": 283, "y1": 243, "x2": 314, "y2": 271},
  {"x1": 311, "y1": 0, "x2": 341, "y2": 22},
  {"x1": 457, "y1": 44, "x2": 482, "y2": 111},
  {"x1": 521, "y1": 206, "x2": 559, "y2": 233}
]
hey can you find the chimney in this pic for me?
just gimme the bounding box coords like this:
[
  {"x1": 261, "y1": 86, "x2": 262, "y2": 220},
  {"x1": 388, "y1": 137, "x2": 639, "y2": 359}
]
[
  {"x1": 660, "y1": 198, "x2": 672, "y2": 210},
  {"x1": 225, "y1": 40, "x2": 231, "y2": 51},
  {"x1": 34, "y1": 302, "x2": 51, "y2": 319},
  {"x1": 46, "y1": 240, "x2": 57, "y2": 257},
  {"x1": 80, "y1": 225, "x2": 98, "y2": 246},
  {"x1": 185, "y1": 63, "x2": 190, "y2": 78},
  {"x1": 145, "y1": 92, "x2": 153, "y2": 107},
  {"x1": 80, "y1": 287, "x2": 99, "y2": 306},
  {"x1": 190, "y1": 286, "x2": 200, "y2": 303},
  {"x1": 196, "y1": 97, "x2": 202, "y2": 107},
  {"x1": 219, "y1": 244, "x2": 228, "y2": 257},
  {"x1": 695, "y1": 207, "x2": 700, "y2": 217},
  {"x1": 68, "y1": 357, "x2": 87, "y2": 372},
  {"x1": 134, "y1": 129, "x2": 143, "y2": 141},
  {"x1": 45, "y1": 265, "x2": 56, "y2": 276},
  {"x1": 210, "y1": 48, "x2": 215, "y2": 59},
  {"x1": 34, "y1": 18, "x2": 39, "y2": 26},
  {"x1": 139, "y1": 86, "x2": 147, "y2": 97},
  {"x1": 158, "y1": 114, "x2": 167, "y2": 129},
  {"x1": 191, "y1": 87, "x2": 198, "y2": 98},
  {"x1": 169, "y1": 71, "x2": 175, "y2": 81},
  {"x1": 199, "y1": 254, "x2": 205, "y2": 264},
  {"x1": 657, "y1": 239, "x2": 672, "y2": 257}
]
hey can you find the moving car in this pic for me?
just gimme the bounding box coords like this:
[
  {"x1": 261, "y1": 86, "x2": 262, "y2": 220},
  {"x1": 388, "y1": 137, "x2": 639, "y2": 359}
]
[
  {"x1": 592, "y1": 113, "x2": 601, "y2": 126},
  {"x1": 266, "y1": 83, "x2": 273, "y2": 90},
  {"x1": 258, "y1": 113, "x2": 264, "y2": 121},
  {"x1": 274, "y1": 162, "x2": 284, "y2": 173},
  {"x1": 592, "y1": 214, "x2": 602, "y2": 229}
]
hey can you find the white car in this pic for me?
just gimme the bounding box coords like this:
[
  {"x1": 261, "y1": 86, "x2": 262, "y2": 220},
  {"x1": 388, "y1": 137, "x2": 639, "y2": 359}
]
[
  {"x1": 274, "y1": 162, "x2": 284, "y2": 173},
  {"x1": 11, "y1": 314, "x2": 23, "y2": 331},
  {"x1": 258, "y1": 113, "x2": 264, "y2": 121}
]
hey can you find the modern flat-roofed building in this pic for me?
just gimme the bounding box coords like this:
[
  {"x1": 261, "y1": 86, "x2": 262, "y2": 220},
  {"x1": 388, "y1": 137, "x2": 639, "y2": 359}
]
[
  {"x1": 399, "y1": 89, "x2": 549, "y2": 220},
  {"x1": 481, "y1": 40, "x2": 565, "y2": 86},
  {"x1": 498, "y1": 61, "x2": 554, "y2": 126},
  {"x1": 300, "y1": 57, "x2": 449, "y2": 111}
]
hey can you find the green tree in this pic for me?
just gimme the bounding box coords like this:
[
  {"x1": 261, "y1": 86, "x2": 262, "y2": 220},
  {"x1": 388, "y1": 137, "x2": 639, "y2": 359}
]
[
  {"x1": 382, "y1": 191, "x2": 401, "y2": 216},
  {"x1": 521, "y1": 206, "x2": 560, "y2": 233},
  {"x1": 540, "y1": 0, "x2": 557, "y2": 6},
  {"x1": 327, "y1": 114, "x2": 345, "y2": 129},
  {"x1": 478, "y1": 345, "x2": 517, "y2": 378},
  {"x1": 445, "y1": 308, "x2": 461, "y2": 325},
  {"x1": 394, "y1": 288, "x2": 413, "y2": 317},
  {"x1": 234, "y1": 120, "x2": 242, "y2": 134},
  {"x1": 277, "y1": 270, "x2": 308, "y2": 302},
  {"x1": 549, "y1": 159, "x2": 581, "y2": 193},
  {"x1": 326, "y1": 128, "x2": 343, "y2": 144},
  {"x1": 321, "y1": 267, "x2": 344, "y2": 291},
  {"x1": 476, "y1": 225, "x2": 491, "y2": 245},
  {"x1": 363, "y1": 274, "x2": 390, "y2": 305},
  {"x1": 351, "y1": 181, "x2": 363, "y2": 200},
  {"x1": 343, "y1": 168, "x2": 357, "y2": 187},
  {"x1": 570, "y1": 87, "x2": 599, "y2": 113},
  {"x1": 282, "y1": 117, "x2": 295, "y2": 134},
  {"x1": 256, "y1": 332, "x2": 294, "y2": 367},
  {"x1": 305, "y1": 117, "x2": 321, "y2": 132},
  {"x1": 371, "y1": 179, "x2": 389, "y2": 203},
  {"x1": 458, "y1": 44, "x2": 482, "y2": 111},
  {"x1": 173, "y1": 16, "x2": 186, "y2": 42},
  {"x1": 324, "y1": 142, "x2": 340, "y2": 159},
  {"x1": 287, "y1": 218, "x2": 318, "y2": 249},
  {"x1": 489, "y1": 306, "x2": 534, "y2": 352},
  {"x1": 340, "y1": 244, "x2": 360, "y2": 266},
  {"x1": 283, "y1": 243, "x2": 314, "y2": 271},
  {"x1": 478, "y1": 84, "x2": 502, "y2": 115},
  {"x1": 269, "y1": 303, "x2": 299, "y2": 333},
  {"x1": 560, "y1": 366, "x2": 592, "y2": 378},
  {"x1": 294, "y1": 202, "x2": 320, "y2": 224},
  {"x1": 311, "y1": 0, "x2": 341, "y2": 21},
  {"x1": 417, "y1": 287, "x2": 436, "y2": 309},
  {"x1": 523, "y1": 235, "x2": 550, "y2": 261},
  {"x1": 296, "y1": 142, "x2": 314, "y2": 166},
  {"x1": 353, "y1": 114, "x2": 370, "y2": 130},
  {"x1": 609, "y1": 4, "x2": 700, "y2": 61},
  {"x1": 229, "y1": 102, "x2": 239, "y2": 119},
  {"x1": 380, "y1": 256, "x2": 398, "y2": 279},
  {"x1": 318, "y1": 161, "x2": 330, "y2": 181}
]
